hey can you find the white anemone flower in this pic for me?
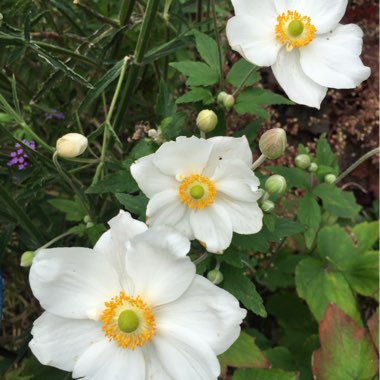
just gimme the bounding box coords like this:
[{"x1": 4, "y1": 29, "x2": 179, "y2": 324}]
[
  {"x1": 226, "y1": 0, "x2": 371, "y2": 108},
  {"x1": 131, "y1": 136, "x2": 263, "y2": 254},
  {"x1": 29, "y1": 211, "x2": 246, "y2": 380}
]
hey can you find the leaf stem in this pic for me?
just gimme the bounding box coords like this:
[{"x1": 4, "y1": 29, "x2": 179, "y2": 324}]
[
  {"x1": 335, "y1": 147, "x2": 380, "y2": 184},
  {"x1": 232, "y1": 66, "x2": 257, "y2": 98}
]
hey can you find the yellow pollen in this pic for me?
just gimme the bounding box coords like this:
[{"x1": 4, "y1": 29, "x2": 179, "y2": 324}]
[
  {"x1": 275, "y1": 10, "x2": 316, "y2": 50},
  {"x1": 100, "y1": 292, "x2": 156, "y2": 350},
  {"x1": 179, "y1": 174, "x2": 216, "y2": 209}
]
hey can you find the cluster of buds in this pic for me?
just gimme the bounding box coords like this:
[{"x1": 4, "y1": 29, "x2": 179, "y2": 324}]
[
  {"x1": 295, "y1": 153, "x2": 336, "y2": 183},
  {"x1": 217, "y1": 91, "x2": 235, "y2": 110}
]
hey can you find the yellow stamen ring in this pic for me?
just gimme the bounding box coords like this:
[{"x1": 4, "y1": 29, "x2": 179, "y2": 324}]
[
  {"x1": 275, "y1": 10, "x2": 316, "y2": 51},
  {"x1": 100, "y1": 292, "x2": 156, "y2": 350},
  {"x1": 179, "y1": 174, "x2": 216, "y2": 209}
]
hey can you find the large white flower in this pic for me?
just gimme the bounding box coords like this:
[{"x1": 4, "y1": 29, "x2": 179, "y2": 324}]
[
  {"x1": 131, "y1": 136, "x2": 263, "y2": 254},
  {"x1": 29, "y1": 211, "x2": 246, "y2": 380},
  {"x1": 226, "y1": 0, "x2": 371, "y2": 108}
]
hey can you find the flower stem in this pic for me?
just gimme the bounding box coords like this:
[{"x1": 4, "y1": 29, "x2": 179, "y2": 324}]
[
  {"x1": 39, "y1": 231, "x2": 73, "y2": 250},
  {"x1": 335, "y1": 147, "x2": 380, "y2": 184},
  {"x1": 194, "y1": 252, "x2": 209, "y2": 265},
  {"x1": 119, "y1": 0, "x2": 136, "y2": 25},
  {"x1": 210, "y1": 0, "x2": 224, "y2": 90},
  {"x1": 200, "y1": 131, "x2": 206, "y2": 139},
  {"x1": 252, "y1": 154, "x2": 266, "y2": 170},
  {"x1": 232, "y1": 66, "x2": 257, "y2": 98}
]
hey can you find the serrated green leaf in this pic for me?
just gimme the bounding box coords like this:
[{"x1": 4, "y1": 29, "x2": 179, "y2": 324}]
[
  {"x1": 233, "y1": 368, "x2": 299, "y2": 380},
  {"x1": 313, "y1": 184, "x2": 361, "y2": 218},
  {"x1": 193, "y1": 30, "x2": 221, "y2": 70},
  {"x1": 316, "y1": 135, "x2": 338, "y2": 169},
  {"x1": 176, "y1": 87, "x2": 214, "y2": 105},
  {"x1": 170, "y1": 61, "x2": 219, "y2": 86},
  {"x1": 86, "y1": 171, "x2": 138, "y2": 194},
  {"x1": 267, "y1": 166, "x2": 310, "y2": 189},
  {"x1": 227, "y1": 59, "x2": 261, "y2": 87},
  {"x1": 264, "y1": 347, "x2": 296, "y2": 371},
  {"x1": 222, "y1": 265, "x2": 266, "y2": 317},
  {"x1": 115, "y1": 193, "x2": 148, "y2": 218},
  {"x1": 48, "y1": 198, "x2": 86, "y2": 222}
]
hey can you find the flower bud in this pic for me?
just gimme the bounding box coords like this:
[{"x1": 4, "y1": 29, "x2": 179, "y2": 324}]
[
  {"x1": 295, "y1": 154, "x2": 311, "y2": 169},
  {"x1": 308, "y1": 163, "x2": 318, "y2": 172},
  {"x1": 223, "y1": 94, "x2": 235, "y2": 110},
  {"x1": 259, "y1": 128, "x2": 287, "y2": 159},
  {"x1": 20, "y1": 251, "x2": 36, "y2": 267},
  {"x1": 261, "y1": 200, "x2": 275, "y2": 213},
  {"x1": 265, "y1": 175, "x2": 287, "y2": 195},
  {"x1": 207, "y1": 269, "x2": 224, "y2": 285},
  {"x1": 56, "y1": 133, "x2": 88, "y2": 158},
  {"x1": 217, "y1": 91, "x2": 228, "y2": 104},
  {"x1": 324, "y1": 174, "x2": 337, "y2": 184},
  {"x1": 196, "y1": 110, "x2": 218, "y2": 133},
  {"x1": 83, "y1": 215, "x2": 91, "y2": 223}
]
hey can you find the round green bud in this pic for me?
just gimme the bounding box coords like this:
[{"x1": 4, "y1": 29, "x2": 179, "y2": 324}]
[
  {"x1": 196, "y1": 109, "x2": 218, "y2": 133},
  {"x1": 265, "y1": 175, "x2": 287, "y2": 195},
  {"x1": 288, "y1": 20, "x2": 304, "y2": 37},
  {"x1": 83, "y1": 215, "x2": 91, "y2": 223},
  {"x1": 190, "y1": 185, "x2": 205, "y2": 199},
  {"x1": 259, "y1": 128, "x2": 287, "y2": 159},
  {"x1": 308, "y1": 163, "x2": 318, "y2": 172},
  {"x1": 261, "y1": 200, "x2": 275, "y2": 213},
  {"x1": 86, "y1": 222, "x2": 95, "y2": 228},
  {"x1": 207, "y1": 269, "x2": 224, "y2": 285},
  {"x1": 20, "y1": 251, "x2": 36, "y2": 267},
  {"x1": 295, "y1": 154, "x2": 311, "y2": 169},
  {"x1": 223, "y1": 94, "x2": 235, "y2": 110},
  {"x1": 217, "y1": 91, "x2": 228, "y2": 104},
  {"x1": 324, "y1": 174, "x2": 337, "y2": 184},
  {"x1": 118, "y1": 310, "x2": 139, "y2": 333}
]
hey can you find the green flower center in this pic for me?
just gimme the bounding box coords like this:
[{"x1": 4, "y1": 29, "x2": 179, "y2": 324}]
[
  {"x1": 118, "y1": 310, "x2": 139, "y2": 333},
  {"x1": 190, "y1": 184, "x2": 205, "y2": 199},
  {"x1": 288, "y1": 20, "x2": 304, "y2": 37}
]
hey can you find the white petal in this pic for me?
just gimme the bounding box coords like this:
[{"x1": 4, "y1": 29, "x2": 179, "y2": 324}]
[
  {"x1": 271, "y1": 47, "x2": 327, "y2": 108},
  {"x1": 143, "y1": 345, "x2": 173, "y2": 380},
  {"x1": 130, "y1": 154, "x2": 177, "y2": 198},
  {"x1": 29, "y1": 312, "x2": 104, "y2": 372},
  {"x1": 128, "y1": 225, "x2": 190, "y2": 259},
  {"x1": 125, "y1": 236, "x2": 195, "y2": 306},
  {"x1": 153, "y1": 136, "x2": 212, "y2": 178},
  {"x1": 212, "y1": 159, "x2": 261, "y2": 202},
  {"x1": 30, "y1": 248, "x2": 121, "y2": 319},
  {"x1": 203, "y1": 136, "x2": 253, "y2": 177},
  {"x1": 217, "y1": 198, "x2": 263, "y2": 235},
  {"x1": 190, "y1": 204, "x2": 233, "y2": 254},
  {"x1": 152, "y1": 331, "x2": 220, "y2": 380},
  {"x1": 300, "y1": 24, "x2": 371, "y2": 89},
  {"x1": 73, "y1": 340, "x2": 145, "y2": 380},
  {"x1": 226, "y1": 15, "x2": 281, "y2": 67},
  {"x1": 155, "y1": 275, "x2": 246, "y2": 355}
]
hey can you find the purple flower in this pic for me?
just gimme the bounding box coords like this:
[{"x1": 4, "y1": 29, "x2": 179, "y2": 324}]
[
  {"x1": 7, "y1": 140, "x2": 36, "y2": 170},
  {"x1": 45, "y1": 108, "x2": 65, "y2": 121}
]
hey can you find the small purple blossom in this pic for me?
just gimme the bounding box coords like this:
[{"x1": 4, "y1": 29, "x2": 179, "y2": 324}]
[
  {"x1": 45, "y1": 108, "x2": 65, "y2": 121},
  {"x1": 7, "y1": 140, "x2": 36, "y2": 170}
]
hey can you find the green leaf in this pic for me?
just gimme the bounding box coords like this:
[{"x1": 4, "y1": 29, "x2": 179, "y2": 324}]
[
  {"x1": 129, "y1": 139, "x2": 158, "y2": 160},
  {"x1": 86, "y1": 171, "x2": 138, "y2": 194},
  {"x1": 295, "y1": 257, "x2": 361, "y2": 323},
  {"x1": 219, "y1": 331, "x2": 269, "y2": 373},
  {"x1": 264, "y1": 347, "x2": 296, "y2": 371},
  {"x1": 176, "y1": 87, "x2": 214, "y2": 105},
  {"x1": 115, "y1": 193, "x2": 148, "y2": 218},
  {"x1": 232, "y1": 368, "x2": 299, "y2": 380},
  {"x1": 313, "y1": 184, "x2": 361, "y2": 218},
  {"x1": 316, "y1": 135, "x2": 338, "y2": 169},
  {"x1": 160, "y1": 112, "x2": 188, "y2": 140},
  {"x1": 367, "y1": 311, "x2": 379, "y2": 351},
  {"x1": 297, "y1": 193, "x2": 321, "y2": 249},
  {"x1": 193, "y1": 30, "x2": 221, "y2": 70},
  {"x1": 156, "y1": 80, "x2": 177, "y2": 119},
  {"x1": 222, "y1": 265, "x2": 267, "y2": 317},
  {"x1": 170, "y1": 61, "x2": 219, "y2": 86},
  {"x1": 267, "y1": 166, "x2": 311, "y2": 189},
  {"x1": 312, "y1": 305, "x2": 378, "y2": 380},
  {"x1": 78, "y1": 59, "x2": 124, "y2": 114},
  {"x1": 227, "y1": 59, "x2": 261, "y2": 87},
  {"x1": 48, "y1": 198, "x2": 87, "y2": 222}
]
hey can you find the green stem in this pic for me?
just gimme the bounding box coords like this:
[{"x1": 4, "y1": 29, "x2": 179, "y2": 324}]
[
  {"x1": 210, "y1": 0, "x2": 224, "y2": 89},
  {"x1": 119, "y1": 0, "x2": 136, "y2": 25},
  {"x1": 39, "y1": 231, "x2": 73, "y2": 249},
  {"x1": 0, "y1": 186, "x2": 44, "y2": 245},
  {"x1": 73, "y1": 1, "x2": 120, "y2": 27},
  {"x1": 114, "y1": 0, "x2": 161, "y2": 130},
  {"x1": 335, "y1": 147, "x2": 380, "y2": 184},
  {"x1": 252, "y1": 154, "x2": 266, "y2": 171},
  {"x1": 232, "y1": 66, "x2": 257, "y2": 97},
  {"x1": 200, "y1": 131, "x2": 206, "y2": 139},
  {"x1": 194, "y1": 252, "x2": 209, "y2": 265}
]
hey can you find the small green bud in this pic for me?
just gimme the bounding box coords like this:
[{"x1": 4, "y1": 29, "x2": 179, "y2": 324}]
[
  {"x1": 223, "y1": 94, "x2": 235, "y2": 110},
  {"x1": 217, "y1": 91, "x2": 228, "y2": 104},
  {"x1": 207, "y1": 269, "x2": 224, "y2": 285},
  {"x1": 83, "y1": 215, "x2": 91, "y2": 223},
  {"x1": 259, "y1": 128, "x2": 287, "y2": 159},
  {"x1": 295, "y1": 154, "x2": 311, "y2": 169},
  {"x1": 261, "y1": 200, "x2": 275, "y2": 213},
  {"x1": 308, "y1": 163, "x2": 318, "y2": 172},
  {"x1": 20, "y1": 251, "x2": 36, "y2": 267},
  {"x1": 86, "y1": 222, "x2": 95, "y2": 228},
  {"x1": 196, "y1": 109, "x2": 218, "y2": 133},
  {"x1": 324, "y1": 174, "x2": 337, "y2": 184},
  {"x1": 265, "y1": 175, "x2": 287, "y2": 195}
]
